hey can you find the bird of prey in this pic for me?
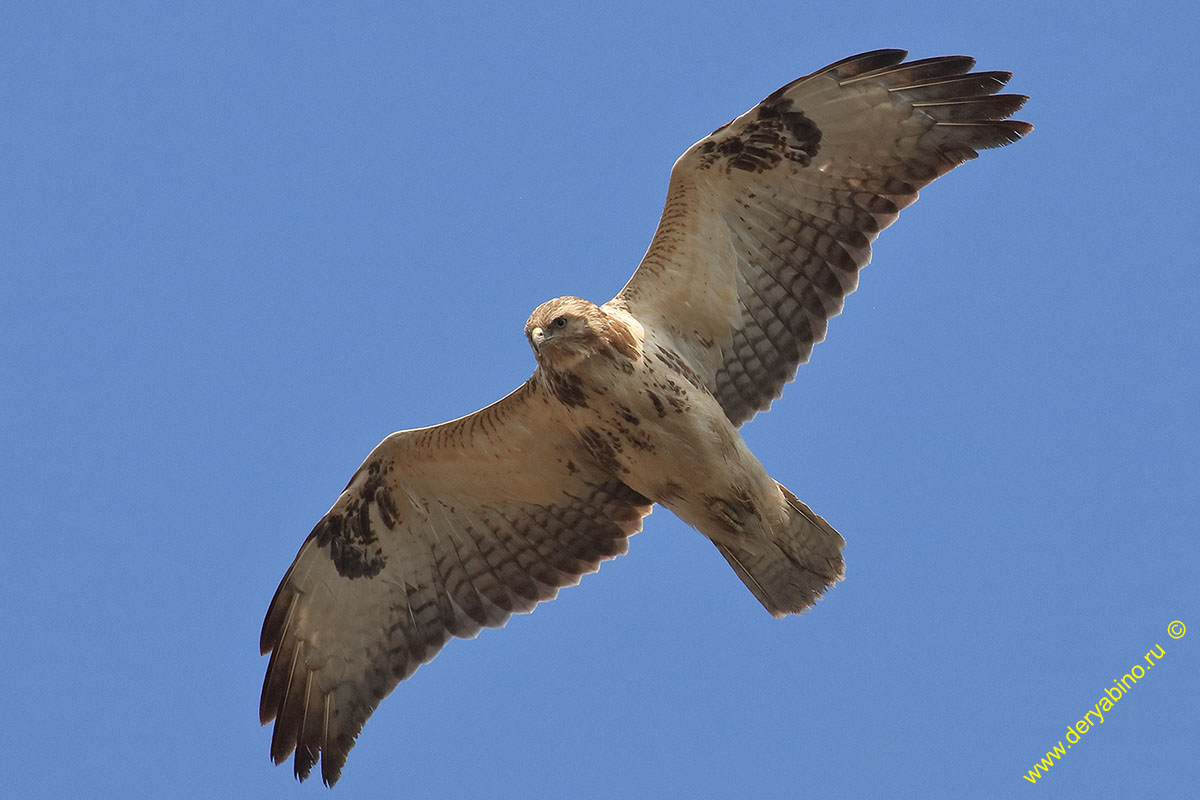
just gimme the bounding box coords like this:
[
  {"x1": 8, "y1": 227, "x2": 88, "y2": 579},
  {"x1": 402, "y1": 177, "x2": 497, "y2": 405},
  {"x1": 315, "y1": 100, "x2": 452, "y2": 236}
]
[{"x1": 260, "y1": 49, "x2": 1031, "y2": 785}]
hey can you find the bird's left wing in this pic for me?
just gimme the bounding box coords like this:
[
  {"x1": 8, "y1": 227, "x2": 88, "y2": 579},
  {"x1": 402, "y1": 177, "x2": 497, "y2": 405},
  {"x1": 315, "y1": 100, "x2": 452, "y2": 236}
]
[
  {"x1": 260, "y1": 381, "x2": 651, "y2": 785},
  {"x1": 609, "y1": 49, "x2": 1031, "y2": 425}
]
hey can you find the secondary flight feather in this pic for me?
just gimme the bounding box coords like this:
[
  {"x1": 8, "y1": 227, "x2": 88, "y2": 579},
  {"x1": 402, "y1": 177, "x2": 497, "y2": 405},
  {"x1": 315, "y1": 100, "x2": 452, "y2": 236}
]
[{"x1": 260, "y1": 49, "x2": 1031, "y2": 785}]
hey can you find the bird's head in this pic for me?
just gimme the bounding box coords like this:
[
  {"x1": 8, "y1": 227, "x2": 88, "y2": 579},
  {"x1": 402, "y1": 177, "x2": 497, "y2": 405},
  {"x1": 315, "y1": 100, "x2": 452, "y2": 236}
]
[{"x1": 524, "y1": 296, "x2": 610, "y2": 369}]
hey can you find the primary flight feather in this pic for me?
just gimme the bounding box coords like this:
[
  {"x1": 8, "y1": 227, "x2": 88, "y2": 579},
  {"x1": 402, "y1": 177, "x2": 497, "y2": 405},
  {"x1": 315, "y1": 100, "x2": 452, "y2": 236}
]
[{"x1": 260, "y1": 49, "x2": 1031, "y2": 785}]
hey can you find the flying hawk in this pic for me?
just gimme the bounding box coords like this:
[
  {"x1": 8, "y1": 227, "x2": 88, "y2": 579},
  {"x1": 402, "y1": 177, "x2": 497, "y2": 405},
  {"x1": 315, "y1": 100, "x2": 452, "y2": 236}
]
[{"x1": 260, "y1": 49, "x2": 1031, "y2": 785}]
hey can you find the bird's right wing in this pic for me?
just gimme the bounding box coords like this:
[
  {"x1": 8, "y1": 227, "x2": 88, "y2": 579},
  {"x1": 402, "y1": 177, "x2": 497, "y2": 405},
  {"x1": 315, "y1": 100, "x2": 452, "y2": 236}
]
[
  {"x1": 611, "y1": 50, "x2": 1031, "y2": 425},
  {"x1": 259, "y1": 380, "x2": 652, "y2": 785}
]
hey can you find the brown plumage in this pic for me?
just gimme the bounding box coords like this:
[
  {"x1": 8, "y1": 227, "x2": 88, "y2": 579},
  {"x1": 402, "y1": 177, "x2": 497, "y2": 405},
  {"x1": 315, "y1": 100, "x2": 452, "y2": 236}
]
[{"x1": 261, "y1": 49, "x2": 1031, "y2": 785}]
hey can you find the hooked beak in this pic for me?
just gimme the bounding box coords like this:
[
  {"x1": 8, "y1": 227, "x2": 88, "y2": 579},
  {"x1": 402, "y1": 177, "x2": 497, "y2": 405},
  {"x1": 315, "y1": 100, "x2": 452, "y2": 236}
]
[{"x1": 529, "y1": 326, "x2": 545, "y2": 354}]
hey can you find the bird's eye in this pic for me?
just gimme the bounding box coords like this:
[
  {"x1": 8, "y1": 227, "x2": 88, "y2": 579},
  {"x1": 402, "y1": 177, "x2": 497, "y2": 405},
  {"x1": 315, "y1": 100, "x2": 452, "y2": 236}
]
[{"x1": 552, "y1": 316, "x2": 568, "y2": 328}]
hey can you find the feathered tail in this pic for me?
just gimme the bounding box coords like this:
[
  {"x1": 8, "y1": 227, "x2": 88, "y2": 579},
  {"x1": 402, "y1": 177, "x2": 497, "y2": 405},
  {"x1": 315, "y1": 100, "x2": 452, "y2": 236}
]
[{"x1": 715, "y1": 482, "x2": 844, "y2": 617}]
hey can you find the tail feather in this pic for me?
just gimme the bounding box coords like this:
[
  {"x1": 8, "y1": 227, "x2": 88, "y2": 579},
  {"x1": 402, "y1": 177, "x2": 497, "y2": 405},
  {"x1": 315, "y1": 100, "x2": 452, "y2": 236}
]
[{"x1": 716, "y1": 482, "x2": 844, "y2": 617}]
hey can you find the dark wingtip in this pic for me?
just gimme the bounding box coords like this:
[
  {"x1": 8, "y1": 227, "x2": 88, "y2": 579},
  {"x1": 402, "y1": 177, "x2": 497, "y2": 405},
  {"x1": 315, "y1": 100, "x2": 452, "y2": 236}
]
[
  {"x1": 969, "y1": 119, "x2": 1035, "y2": 149},
  {"x1": 820, "y1": 48, "x2": 908, "y2": 78},
  {"x1": 294, "y1": 745, "x2": 316, "y2": 783},
  {"x1": 320, "y1": 747, "x2": 348, "y2": 787}
]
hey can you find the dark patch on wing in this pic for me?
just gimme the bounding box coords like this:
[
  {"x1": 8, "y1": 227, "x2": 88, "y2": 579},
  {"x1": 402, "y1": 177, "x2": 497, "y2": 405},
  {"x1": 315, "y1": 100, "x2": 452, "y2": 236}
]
[
  {"x1": 305, "y1": 462, "x2": 402, "y2": 580},
  {"x1": 697, "y1": 96, "x2": 821, "y2": 174},
  {"x1": 374, "y1": 485, "x2": 401, "y2": 528},
  {"x1": 652, "y1": 345, "x2": 706, "y2": 390},
  {"x1": 649, "y1": 376, "x2": 690, "y2": 414},
  {"x1": 618, "y1": 406, "x2": 640, "y2": 425},
  {"x1": 615, "y1": 421, "x2": 655, "y2": 453},
  {"x1": 311, "y1": 503, "x2": 387, "y2": 580},
  {"x1": 578, "y1": 426, "x2": 625, "y2": 476},
  {"x1": 657, "y1": 480, "x2": 684, "y2": 503},
  {"x1": 647, "y1": 391, "x2": 667, "y2": 418}
]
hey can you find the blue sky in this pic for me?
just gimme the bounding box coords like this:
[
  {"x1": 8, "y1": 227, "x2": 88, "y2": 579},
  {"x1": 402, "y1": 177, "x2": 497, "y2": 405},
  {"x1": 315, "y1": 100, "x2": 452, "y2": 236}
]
[{"x1": 2, "y1": 1, "x2": 1197, "y2": 797}]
